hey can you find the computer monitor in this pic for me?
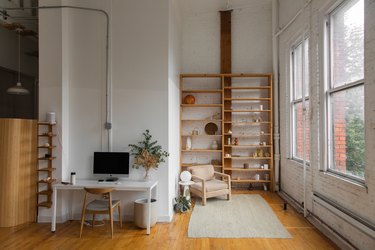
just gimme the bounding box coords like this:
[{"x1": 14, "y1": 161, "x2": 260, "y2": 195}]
[{"x1": 93, "y1": 152, "x2": 129, "y2": 180}]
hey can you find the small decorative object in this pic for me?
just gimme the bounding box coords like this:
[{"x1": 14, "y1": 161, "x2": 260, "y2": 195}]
[
  {"x1": 192, "y1": 128, "x2": 200, "y2": 135},
  {"x1": 211, "y1": 159, "x2": 220, "y2": 165},
  {"x1": 233, "y1": 137, "x2": 239, "y2": 145},
  {"x1": 256, "y1": 148, "x2": 264, "y2": 157},
  {"x1": 186, "y1": 137, "x2": 192, "y2": 150},
  {"x1": 264, "y1": 164, "x2": 269, "y2": 170},
  {"x1": 227, "y1": 137, "x2": 231, "y2": 145},
  {"x1": 262, "y1": 142, "x2": 267, "y2": 146},
  {"x1": 45, "y1": 153, "x2": 51, "y2": 158},
  {"x1": 47, "y1": 132, "x2": 53, "y2": 136},
  {"x1": 205, "y1": 122, "x2": 218, "y2": 135},
  {"x1": 243, "y1": 163, "x2": 249, "y2": 169},
  {"x1": 265, "y1": 152, "x2": 270, "y2": 157},
  {"x1": 260, "y1": 165, "x2": 264, "y2": 169},
  {"x1": 260, "y1": 131, "x2": 264, "y2": 135},
  {"x1": 70, "y1": 172, "x2": 76, "y2": 185},
  {"x1": 264, "y1": 174, "x2": 270, "y2": 180},
  {"x1": 259, "y1": 105, "x2": 263, "y2": 111},
  {"x1": 253, "y1": 152, "x2": 258, "y2": 157},
  {"x1": 180, "y1": 171, "x2": 192, "y2": 183},
  {"x1": 211, "y1": 112, "x2": 221, "y2": 120},
  {"x1": 211, "y1": 140, "x2": 219, "y2": 150},
  {"x1": 184, "y1": 95, "x2": 195, "y2": 104},
  {"x1": 228, "y1": 129, "x2": 232, "y2": 134},
  {"x1": 225, "y1": 153, "x2": 231, "y2": 157},
  {"x1": 174, "y1": 196, "x2": 190, "y2": 213},
  {"x1": 46, "y1": 112, "x2": 56, "y2": 124},
  {"x1": 259, "y1": 142, "x2": 263, "y2": 146},
  {"x1": 255, "y1": 174, "x2": 260, "y2": 180},
  {"x1": 44, "y1": 142, "x2": 50, "y2": 147},
  {"x1": 129, "y1": 130, "x2": 169, "y2": 180}
]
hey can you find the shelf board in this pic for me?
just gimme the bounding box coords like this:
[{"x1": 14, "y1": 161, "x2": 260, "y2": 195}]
[
  {"x1": 37, "y1": 145, "x2": 56, "y2": 149},
  {"x1": 182, "y1": 119, "x2": 222, "y2": 122},
  {"x1": 224, "y1": 157, "x2": 272, "y2": 160},
  {"x1": 231, "y1": 180, "x2": 271, "y2": 183},
  {"x1": 38, "y1": 134, "x2": 57, "y2": 137},
  {"x1": 224, "y1": 86, "x2": 271, "y2": 90},
  {"x1": 181, "y1": 74, "x2": 222, "y2": 78},
  {"x1": 181, "y1": 134, "x2": 222, "y2": 137},
  {"x1": 181, "y1": 104, "x2": 222, "y2": 107},
  {"x1": 224, "y1": 121, "x2": 271, "y2": 125},
  {"x1": 224, "y1": 98, "x2": 271, "y2": 101},
  {"x1": 37, "y1": 201, "x2": 52, "y2": 208},
  {"x1": 182, "y1": 89, "x2": 222, "y2": 93},
  {"x1": 224, "y1": 110, "x2": 271, "y2": 112},
  {"x1": 38, "y1": 179, "x2": 56, "y2": 184},
  {"x1": 181, "y1": 163, "x2": 222, "y2": 168},
  {"x1": 38, "y1": 157, "x2": 56, "y2": 160},
  {"x1": 37, "y1": 168, "x2": 56, "y2": 172},
  {"x1": 224, "y1": 145, "x2": 272, "y2": 148},
  {"x1": 224, "y1": 168, "x2": 271, "y2": 171},
  {"x1": 38, "y1": 190, "x2": 53, "y2": 195},
  {"x1": 38, "y1": 122, "x2": 56, "y2": 125},
  {"x1": 181, "y1": 149, "x2": 222, "y2": 152},
  {"x1": 224, "y1": 133, "x2": 271, "y2": 137}
]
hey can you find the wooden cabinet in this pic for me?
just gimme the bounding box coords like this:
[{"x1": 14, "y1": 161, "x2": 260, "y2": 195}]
[
  {"x1": 37, "y1": 122, "x2": 56, "y2": 209},
  {"x1": 180, "y1": 74, "x2": 274, "y2": 191},
  {"x1": 0, "y1": 118, "x2": 37, "y2": 227}
]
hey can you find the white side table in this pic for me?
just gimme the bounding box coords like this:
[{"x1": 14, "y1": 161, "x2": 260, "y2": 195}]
[{"x1": 179, "y1": 181, "x2": 195, "y2": 204}]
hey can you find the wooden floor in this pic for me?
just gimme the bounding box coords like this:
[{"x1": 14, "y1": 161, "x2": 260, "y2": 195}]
[{"x1": 0, "y1": 190, "x2": 338, "y2": 250}]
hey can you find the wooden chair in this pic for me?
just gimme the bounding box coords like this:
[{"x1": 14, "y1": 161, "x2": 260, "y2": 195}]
[
  {"x1": 187, "y1": 165, "x2": 231, "y2": 206},
  {"x1": 80, "y1": 187, "x2": 122, "y2": 238}
]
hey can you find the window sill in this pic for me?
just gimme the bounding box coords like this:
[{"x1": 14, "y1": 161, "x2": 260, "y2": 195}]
[
  {"x1": 288, "y1": 157, "x2": 310, "y2": 167},
  {"x1": 319, "y1": 171, "x2": 367, "y2": 191}
]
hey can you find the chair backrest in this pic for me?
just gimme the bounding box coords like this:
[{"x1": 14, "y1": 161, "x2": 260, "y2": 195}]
[
  {"x1": 84, "y1": 187, "x2": 114, "y2": 195},
  {"x1": 187, "y1": 165, "x2": 215, "y2": 181}
]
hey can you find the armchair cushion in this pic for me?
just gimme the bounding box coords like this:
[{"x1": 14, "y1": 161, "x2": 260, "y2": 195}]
[
  {"x1": 189, "y1": 165, "x2": 215, "y2": 181},
  {"x1": 191, "y1": 179, "x2": 229, "y2": 192}
]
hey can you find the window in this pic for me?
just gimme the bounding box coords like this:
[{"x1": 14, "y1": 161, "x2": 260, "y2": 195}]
[
  {"x1": 291, "y1": 38, "x2": 310, "y2": 163},
  {"x1": 326, "y1": 0, "x2": 365, "y2": 180}
]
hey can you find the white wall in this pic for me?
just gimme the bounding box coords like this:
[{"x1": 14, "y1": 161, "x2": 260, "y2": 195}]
[
  {"x1": 38, "y1": 0, "x2": 179, "y2": 223},
  {"x1": 181, "y1": 0, "x2": 272, "y2": 73},
  {"x1": 277, "y1": 0, "x2": 375, "y2": 248}
]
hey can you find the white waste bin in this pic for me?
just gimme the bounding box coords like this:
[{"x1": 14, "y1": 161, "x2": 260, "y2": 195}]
[{"x1": 134, "y1": 198, "x2": 157, "y2": 228}]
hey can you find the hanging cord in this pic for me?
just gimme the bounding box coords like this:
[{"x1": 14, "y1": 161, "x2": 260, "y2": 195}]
[{"x1": 17, "y1": 28, "x2": 21, "y2": 83}]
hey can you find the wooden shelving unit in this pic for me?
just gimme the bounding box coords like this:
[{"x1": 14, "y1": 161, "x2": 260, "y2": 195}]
[
  {"x1": 36, "y1": 122, "x2": 56, "y2": 209},
  {"x1": 180, "y1": 73, "x2": 274, "y2": 191}
]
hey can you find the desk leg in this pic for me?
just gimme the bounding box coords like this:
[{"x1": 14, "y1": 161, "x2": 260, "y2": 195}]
[
  {"x1": 51, "y1": 187, "x2": 57, "y2": 232},
  {"x1": 146, "y1": 187, "x2": 151, "y2": 235}
]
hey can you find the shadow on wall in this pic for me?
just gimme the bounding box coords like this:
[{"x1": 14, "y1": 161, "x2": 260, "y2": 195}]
[{"x1": 0, "y1": 66, "x2": 38, "y2": 119}]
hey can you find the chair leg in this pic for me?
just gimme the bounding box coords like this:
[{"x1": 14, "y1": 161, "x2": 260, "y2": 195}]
[
  {"x1": 202, "y1": 197, "x2": 206, "y2": 206},
  {"x1": 118, "y1": 204, "x2": 122, "y2": 228},
  {"x1": 227, "y1": 193, "x2": 231, "y2": 200},
  {"x1": 109, "y1": 209, "x2": 114, "y2": 239},
  {"x1": 80, "y1": 209, "x2": 86, "y2": 238}
]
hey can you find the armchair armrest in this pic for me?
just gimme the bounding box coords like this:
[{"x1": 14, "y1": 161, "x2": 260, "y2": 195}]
[
  {"x1": 191, "y1": 175, "x2": 206, "y2": 193},
  {"x1": 214, "y1": 172, "x2": 231, "y2": 183}
]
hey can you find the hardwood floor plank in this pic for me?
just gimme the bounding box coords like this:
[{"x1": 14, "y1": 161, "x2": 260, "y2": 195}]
[{"x1": 0, "y1": 191, "x2": 338, "y2": 250}]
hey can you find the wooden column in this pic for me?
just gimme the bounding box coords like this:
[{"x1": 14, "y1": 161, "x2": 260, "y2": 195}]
[{"x1": 220, "y1": 10, "x2": 233, "y2": 74}]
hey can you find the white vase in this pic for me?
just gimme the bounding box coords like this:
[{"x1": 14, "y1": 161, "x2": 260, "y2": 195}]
[
  {"x1": 211, "y1": 140, "x2": 218, "y2": 150},
  {"x1": 186, "y1": 137, "x2": 192, "y2": 150}
]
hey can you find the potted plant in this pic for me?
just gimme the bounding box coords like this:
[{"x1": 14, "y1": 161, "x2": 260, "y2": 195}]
[
  {"x1": 129, "y1": 130, "x2": 169, "y2": 180},
  {"x1": 174, "y1": 196, "x2": 191, "y2": 213}
]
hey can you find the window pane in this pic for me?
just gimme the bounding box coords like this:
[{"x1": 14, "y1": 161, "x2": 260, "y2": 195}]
[
  {"x1": 330, "y1": 85, "x2": 364, "y2": 179},
  {"x1": 293, "y1": 44, "x2": 303, "y2": 99},
  {"x1": 331, "y1": 0, "x2": 364, "y2": 87},
  {"x1": 293, "y1": 101, "x2": 310, "y2": 161}
]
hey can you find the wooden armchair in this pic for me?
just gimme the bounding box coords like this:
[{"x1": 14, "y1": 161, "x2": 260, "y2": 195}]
[{"x1": 187, "y1": 165, "x2": 231, "y2": 206}]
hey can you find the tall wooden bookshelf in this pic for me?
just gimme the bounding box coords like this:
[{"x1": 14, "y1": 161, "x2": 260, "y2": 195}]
[{"x1": 180, "y1": 73, "x2": 274, "y2": 191}]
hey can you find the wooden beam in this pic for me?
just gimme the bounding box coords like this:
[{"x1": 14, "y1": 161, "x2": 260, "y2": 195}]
[{"x1": 220, "y1": 10, "x2": 232, "y2": 74}]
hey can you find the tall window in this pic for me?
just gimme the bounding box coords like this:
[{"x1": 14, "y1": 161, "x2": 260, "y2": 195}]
[
  {"x1": 291, "y1": 38, "x2": 310, "y2": 162},
  {"x1": 327, "y1": 0, "x2": 365, "y2": 180}
]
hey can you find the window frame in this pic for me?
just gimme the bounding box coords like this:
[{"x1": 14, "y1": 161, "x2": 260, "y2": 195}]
[
  {"x1": 324, "y1": 0, "x2": 365, "y2": 182},
  {"x1": 290, "y1": 38, "x2": 310, "y2": 164}
]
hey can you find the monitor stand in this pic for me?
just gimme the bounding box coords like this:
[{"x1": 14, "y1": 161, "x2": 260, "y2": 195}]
[{"x1": 105, "y1": 177, "x2": 119, "y2": 182}]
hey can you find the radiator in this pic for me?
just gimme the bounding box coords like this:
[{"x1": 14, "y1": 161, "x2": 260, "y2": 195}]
[{"x1": 312, "y1": 192, "x2": 375, "y2": 239}]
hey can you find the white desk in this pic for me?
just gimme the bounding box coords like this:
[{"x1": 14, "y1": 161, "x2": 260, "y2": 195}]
[{"x1": 52, "y1": 179, "x2": 158, "y2": 235}]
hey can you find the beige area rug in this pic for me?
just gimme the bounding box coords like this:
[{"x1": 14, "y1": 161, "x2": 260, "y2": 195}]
[{"x1": 188, "y1": 194, "x2": 292, "y2": 238}]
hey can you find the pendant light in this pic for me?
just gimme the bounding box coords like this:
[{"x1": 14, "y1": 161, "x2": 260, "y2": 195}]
[{"x1": 7, "y1": 28, "x2": 30, "y2": 95}]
